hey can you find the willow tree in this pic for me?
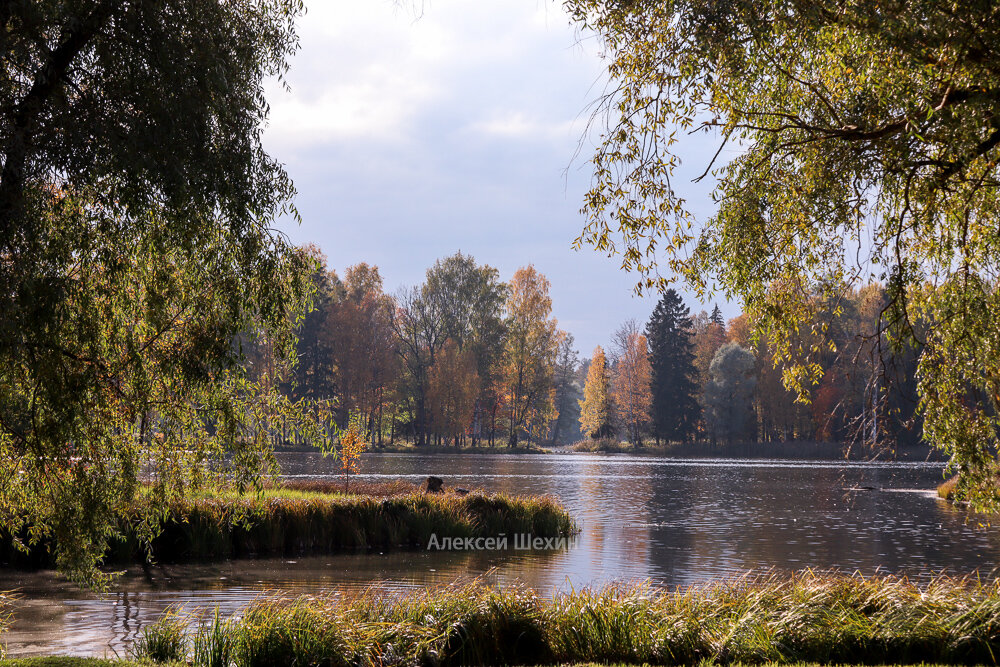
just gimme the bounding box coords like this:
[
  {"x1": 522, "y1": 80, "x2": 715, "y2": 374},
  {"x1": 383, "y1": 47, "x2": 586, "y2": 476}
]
[
  {"x1": 0, "y1": 0, "x2": 325, "y2": 583},
  {"x1": 567, "y1": 0, "x2": 1000, "y2": 508}
]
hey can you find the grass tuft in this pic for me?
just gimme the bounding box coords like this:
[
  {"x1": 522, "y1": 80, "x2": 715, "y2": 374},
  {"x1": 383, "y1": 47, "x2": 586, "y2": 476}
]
[
  {"x1": 128, "y1": 572, "x2": 1000, "y2": 666},
  {"x1": 938, "y1": 475, "x2": 959, "y2": 500},
  {"x1": 129, "y1": 606, "x2": 187, "y2": 663}
]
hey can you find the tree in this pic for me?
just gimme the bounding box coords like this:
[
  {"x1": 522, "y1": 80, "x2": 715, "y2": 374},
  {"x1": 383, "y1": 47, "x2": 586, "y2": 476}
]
[
  {"x1": 579, "y1": 346, "x2": 615, "y2": 440},
  {"x1": 327, "y1": 263, "x2": 400, "y2": 444},
  {"x1": 690, "y1": 311, "x2": 728, "y2": 432},
  {"x1": 566, "y1": 0, "x2": 1000, "y2": 507},
  {"x1": 0, "y1": 1, "x2": 313, "y2": 582},
  {"x1": 427, "y1": 340, "x2": 480, "y2": 446},
  {"x1": 391, "y1": 286, "x2": 444, "y2": 446},
  {"x1": 285, "y1": 246, "x2": 341, "y2": 405},
  {"x1": 423, "y1": 253, "x2": 507, "y2": 445},
  {"x1": 646, "y1": 290, "x2": 699, "y2": 444},
  {"x1": 611, "y1": 321, "x2": 653, "y2": 446},
  {"x1": 703, "y1": 343, "x2": 758, "y2": 445},
  {"x1": 499, "y1": 266, "x2": 558, "y2": 446},
  {"x1": 549, "y1": 331, "x2": 582, "y2": 445},
  {"x1": 338, "y1": 413, "x2": 368, "y2": 493},
  {"x1": 709, "y1": 305, "x2": 724, "y2": 328}
]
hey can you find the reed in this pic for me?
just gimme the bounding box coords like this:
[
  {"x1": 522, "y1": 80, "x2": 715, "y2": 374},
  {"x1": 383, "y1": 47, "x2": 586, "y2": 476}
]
[
  {"x1": 113, "y1": 487, "x2": 575, "y2": 563},
  {"x1": 0, "y1": 485, "x2": 574, "y2": 567},
  {"x1": 131, "y1": 572, "x2": 1000, "y2": 666},
  {"x1": 0, "y1": 593, "x2": 10, "y2": 659},
  {"x1": 938, "y1": 475, "x2": 959, "y2": 500},
  {"x1": 129, "y1": 607, "x2": 187, "y2": 663}
]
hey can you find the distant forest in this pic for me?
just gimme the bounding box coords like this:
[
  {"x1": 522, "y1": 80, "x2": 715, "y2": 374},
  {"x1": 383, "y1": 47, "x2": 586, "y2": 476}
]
[{"x1": 268, "y1": 247, "x2": 921, "y2": 450}]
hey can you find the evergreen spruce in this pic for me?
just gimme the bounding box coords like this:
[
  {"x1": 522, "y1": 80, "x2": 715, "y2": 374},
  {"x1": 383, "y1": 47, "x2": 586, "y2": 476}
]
[
  {"x1": 646, "y1": 290, "x2": 699, "y2": 444},
  {"x1": 710, "y1": 304, "x2": 725, "y2": 327}
]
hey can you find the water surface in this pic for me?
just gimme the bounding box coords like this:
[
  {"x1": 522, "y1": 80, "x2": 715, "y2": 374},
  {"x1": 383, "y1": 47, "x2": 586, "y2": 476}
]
[{"x1": 1, "y1": 452, "x2": 994, "y2": 657}]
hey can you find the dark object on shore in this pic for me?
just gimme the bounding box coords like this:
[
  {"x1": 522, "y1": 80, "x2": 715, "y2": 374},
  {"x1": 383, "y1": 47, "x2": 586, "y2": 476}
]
[
  {"x1": 423, "y1": 476, "x2": 444, "y2": 493},
  {"x1": 456, "y1": 487, "x2": 470, "y2": 496}
]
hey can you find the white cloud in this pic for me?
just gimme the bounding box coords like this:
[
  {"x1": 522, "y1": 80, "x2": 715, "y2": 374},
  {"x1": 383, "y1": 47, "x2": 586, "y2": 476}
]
[{"x1": 465, "y1": 111, "x2": 577, "y2": 142}]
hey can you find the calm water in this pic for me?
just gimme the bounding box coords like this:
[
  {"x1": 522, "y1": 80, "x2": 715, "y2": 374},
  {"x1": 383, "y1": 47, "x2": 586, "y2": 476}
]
[{"x1": 1, "y1": 452, "x2": 995, "y2": 657}]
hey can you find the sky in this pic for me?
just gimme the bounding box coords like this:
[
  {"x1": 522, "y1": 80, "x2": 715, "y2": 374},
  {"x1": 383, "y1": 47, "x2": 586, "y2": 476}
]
[{"x1": 262, "y1": 0, "x2": 731, "y2": 355}]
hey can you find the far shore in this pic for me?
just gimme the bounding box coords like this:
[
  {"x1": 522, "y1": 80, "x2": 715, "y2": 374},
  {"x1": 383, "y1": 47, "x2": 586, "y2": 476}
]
[{"x1": 279, "y1": 440, "x2": 945, "y2": 462}]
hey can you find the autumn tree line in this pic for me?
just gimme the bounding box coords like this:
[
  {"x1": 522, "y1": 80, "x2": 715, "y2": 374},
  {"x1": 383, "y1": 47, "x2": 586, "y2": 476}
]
[
  {"x1": 274, "y1": 247, "x2": 921, "y2": 450},
  {"x1": 274, "y1": 248, "x2": 573, "y2": 448},
  {"x1": 580, "y1": 288, "x2": 923, "y2": 449}
]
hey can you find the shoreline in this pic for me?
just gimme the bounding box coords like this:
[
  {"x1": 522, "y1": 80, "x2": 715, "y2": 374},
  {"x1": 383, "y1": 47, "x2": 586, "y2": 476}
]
[{"x1": 275, "y1": 441, "x2": 949, "y2": 462}]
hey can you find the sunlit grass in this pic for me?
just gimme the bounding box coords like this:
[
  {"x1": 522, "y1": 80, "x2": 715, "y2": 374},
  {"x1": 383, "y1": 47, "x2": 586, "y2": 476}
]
[
  {"x1": 0, "y1": 480, "x2": 575, "y2": 567},
  {"x1": 126, "y1": 572, "x2": 1000, "y2": 666},
  {"x1": 938, "y1": 475, "x2": 959, "y2": 500},
  {"x1": 113, "y1": 482, "x2": 577, "y2": 563}
]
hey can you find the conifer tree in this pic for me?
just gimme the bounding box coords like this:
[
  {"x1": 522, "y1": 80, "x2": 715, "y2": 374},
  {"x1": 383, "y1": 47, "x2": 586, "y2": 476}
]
[
  {"x1": 646, "y1": 290, "x2": 699, "y2": 444},
  {"x1": 579, "y1": 346, "x2": 615, "y2": 440},
  {"x1": 710, "y1": 304, "x2": 725, "y2": 327}
]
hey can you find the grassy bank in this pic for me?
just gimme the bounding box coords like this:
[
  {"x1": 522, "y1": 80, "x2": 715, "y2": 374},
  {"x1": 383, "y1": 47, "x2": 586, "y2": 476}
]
[
  {"x1": 122, "y1": 572, "x2": 1000, "y2": 666},
  {"x1": 0, "y1": 482, "x2": 575, "y2": 568}
]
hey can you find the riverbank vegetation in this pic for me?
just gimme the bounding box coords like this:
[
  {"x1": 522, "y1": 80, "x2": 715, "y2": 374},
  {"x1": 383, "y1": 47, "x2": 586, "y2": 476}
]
[
  {"x1": 0, "y1": 483, "x2": 574, "y2": 569},
  {"x1": 119, "y1": 572, "x2": 1000, "y2": 666}
]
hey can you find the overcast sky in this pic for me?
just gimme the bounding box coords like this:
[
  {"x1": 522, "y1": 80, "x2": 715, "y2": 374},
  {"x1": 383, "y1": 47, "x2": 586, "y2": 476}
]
[{"x1": 262, "y1": 0, "x2": 730, "y2": 355}]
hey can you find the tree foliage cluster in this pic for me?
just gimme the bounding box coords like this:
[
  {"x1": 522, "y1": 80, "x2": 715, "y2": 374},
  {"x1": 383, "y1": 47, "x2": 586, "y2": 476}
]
[
  {"x1": 285, "y1": 251, "x2": 579, "y2": 447},
  {"x1": 579, "y1": 287, "x2": 921, "y2": 449}
]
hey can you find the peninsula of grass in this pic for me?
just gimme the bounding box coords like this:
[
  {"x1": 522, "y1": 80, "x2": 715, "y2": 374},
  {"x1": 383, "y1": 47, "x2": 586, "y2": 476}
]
[
  {"x1": 0, "y1": 480, "x2": 575, "y2": 568},
  {"x1": 121, "y1": 572, "x2": 1000, "y2": 666}
]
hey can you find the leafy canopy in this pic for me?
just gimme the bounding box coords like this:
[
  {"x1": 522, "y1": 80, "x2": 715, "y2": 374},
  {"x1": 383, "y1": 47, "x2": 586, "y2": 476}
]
[
  {"x1": 566, "y1": 0, "x2": 1000, "y2": 506},
  {"x1": 0, "y1": 0, "x2": 324, "y2": 583}
]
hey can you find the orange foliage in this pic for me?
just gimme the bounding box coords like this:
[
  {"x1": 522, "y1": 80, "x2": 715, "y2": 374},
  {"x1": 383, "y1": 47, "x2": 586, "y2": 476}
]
[
  {"x1": 339, "y1": 413, "x2": 368, "y2": 492},
  {"x1": 612, "y1": 329, "x2": 653, "y2": 445},
  {"x1": 427, "y1": 339, "x2": 480, "y2": 445}
]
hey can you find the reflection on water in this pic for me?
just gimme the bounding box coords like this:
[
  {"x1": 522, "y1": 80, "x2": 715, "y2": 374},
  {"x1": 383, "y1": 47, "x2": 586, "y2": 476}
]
[{"x1": 1, "y1": 452, "x2": 997, "y2": 657}]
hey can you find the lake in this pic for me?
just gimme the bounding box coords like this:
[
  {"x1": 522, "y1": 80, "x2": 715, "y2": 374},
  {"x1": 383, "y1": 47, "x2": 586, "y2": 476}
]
[{"x1": 0, "y1": 452, "x2": 994, "y2": 657}]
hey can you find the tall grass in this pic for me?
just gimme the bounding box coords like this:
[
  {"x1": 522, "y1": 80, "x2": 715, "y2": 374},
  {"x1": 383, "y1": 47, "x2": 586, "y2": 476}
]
[
  {"x1": 1, "y1": 486, "x2": 574, "y2": 567},
  {"x1": 129, "y1": 607, "x2": 187, "y2": 663},
  {"x1": 0, "y1": 593, "x2": 11, "y2": 659},
  {"x1": 134, "y1": 572, "x2": 1000, "y2": 666},
  {"x1": 127, "y1": 489, "x2": 574, "y2": 562}
]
